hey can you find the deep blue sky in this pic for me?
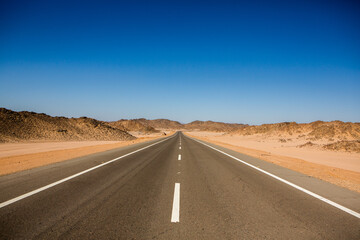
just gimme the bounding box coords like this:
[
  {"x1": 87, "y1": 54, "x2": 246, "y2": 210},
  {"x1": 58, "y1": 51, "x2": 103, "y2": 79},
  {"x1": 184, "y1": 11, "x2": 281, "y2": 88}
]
[{"x1": 1, "y1": 0, "x2": 359, "y2": 124}]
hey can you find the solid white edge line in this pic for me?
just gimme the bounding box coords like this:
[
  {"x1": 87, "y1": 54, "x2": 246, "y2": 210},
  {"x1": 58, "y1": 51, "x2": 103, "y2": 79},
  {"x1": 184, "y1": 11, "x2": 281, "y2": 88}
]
[
  {"x1": 171, "y1": 183, "x2": 180, "y2": 223},
  {"x1": 191, "y1": 137, "x2": 360, "y2": 219},
  {"x1": 0, "y1": 136, "x2": 174, "y2": 209},
  {"x1": 178, "y1": 154, "x2": 181, "y2": 160}
]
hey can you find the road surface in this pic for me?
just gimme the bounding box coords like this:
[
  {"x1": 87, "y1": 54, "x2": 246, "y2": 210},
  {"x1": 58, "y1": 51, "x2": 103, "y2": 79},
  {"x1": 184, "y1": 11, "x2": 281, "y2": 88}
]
[{"x1": 0, "y1": 132, "x2": 359, "y2": 239}]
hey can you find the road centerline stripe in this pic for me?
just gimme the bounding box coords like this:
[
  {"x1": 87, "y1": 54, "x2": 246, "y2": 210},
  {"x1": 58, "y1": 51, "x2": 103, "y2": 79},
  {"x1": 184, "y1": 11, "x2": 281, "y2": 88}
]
[
  {"x1": 171, "y1": 183, "x2": 180, "y2": 223},
  {"x1": 178, "y1": 154, "x2": 181, "y2": 160},
  {"x1": 191, "y1": 137, "x2": 360, "y2": 219},
  {"x1": 0, "y1": 136, "x2": 174, "y2": 209}
]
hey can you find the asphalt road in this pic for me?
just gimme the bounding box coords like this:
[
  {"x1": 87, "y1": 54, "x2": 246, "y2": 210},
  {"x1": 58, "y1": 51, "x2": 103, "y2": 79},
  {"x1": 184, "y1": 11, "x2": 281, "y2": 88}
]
[{"x1": 0, "y1": 132, "x2": 359, "y2": 239}]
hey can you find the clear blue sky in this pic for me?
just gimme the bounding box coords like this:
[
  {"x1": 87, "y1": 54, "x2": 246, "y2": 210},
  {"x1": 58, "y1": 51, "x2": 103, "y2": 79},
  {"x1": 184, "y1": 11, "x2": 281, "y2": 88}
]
[{"x1": 1, "y1": 0, "x2": 359, "y2": 124}]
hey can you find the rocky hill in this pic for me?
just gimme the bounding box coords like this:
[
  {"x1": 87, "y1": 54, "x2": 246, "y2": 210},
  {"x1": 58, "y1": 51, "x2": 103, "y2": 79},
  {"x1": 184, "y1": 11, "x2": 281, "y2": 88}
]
[
  {"x1": 231, "y1": 121, "x2": 360, "y2": 141},
  {"x1": 185, "y1": 120, "x2": 248, "y2": 132},
  {"x1": 108, "y1": 119, "x2": 159, "y2": 133},
  {"x1": 0, "y1": 108, "x2": 135, "y2": 143},
  {"x1": 120, "y1": 119, "x2": 247, "y2": 132},
  {"x1": 138, "y1": 119, "x2": 184, "y2": 130}
]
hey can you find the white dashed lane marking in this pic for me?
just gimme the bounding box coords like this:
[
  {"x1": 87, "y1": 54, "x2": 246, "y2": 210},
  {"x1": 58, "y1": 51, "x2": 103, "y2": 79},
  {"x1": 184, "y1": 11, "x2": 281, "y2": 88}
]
[{"x1": 171, "y1": 183, "x2": 180, "y2": 223}]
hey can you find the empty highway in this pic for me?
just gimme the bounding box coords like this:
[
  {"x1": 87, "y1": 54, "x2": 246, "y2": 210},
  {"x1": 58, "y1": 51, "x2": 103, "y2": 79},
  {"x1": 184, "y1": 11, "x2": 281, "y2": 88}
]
[{"x1": 0, "y1": 132, "x2": 359, "y2": 239}]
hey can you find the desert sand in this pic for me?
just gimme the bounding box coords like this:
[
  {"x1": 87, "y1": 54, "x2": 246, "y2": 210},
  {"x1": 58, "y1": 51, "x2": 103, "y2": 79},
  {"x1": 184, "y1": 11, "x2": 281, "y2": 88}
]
[
  {"x1": 186, "y1": 131, "x2": 360, "y2": 193},
  {"x1": 0, "y1": 135, "x2": 168, "y2": 176},
  {"x1": 0, "y1": 141, "x2": 121, "y2": 158},
  {"x1": 128, "y1": 130, "x2": 172, "y2": 138}
]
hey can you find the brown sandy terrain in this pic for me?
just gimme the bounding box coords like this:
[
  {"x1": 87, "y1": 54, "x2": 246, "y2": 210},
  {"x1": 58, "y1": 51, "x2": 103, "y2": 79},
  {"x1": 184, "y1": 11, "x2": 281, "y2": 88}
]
[
  {"x1": 129, "y1": 130, "x2": 173, "y2": 138},
  {"x1": 0, "y1": 136, "x2": 168, "y2": 176},
  {"x1": 0, "y1": 141, "x2": 121, "y2": 158},
  {"x1": 230, "y1": 121, "x2": 360, "y2": 152},
  {"x1": 0, "y1": 108, "x2": 135, "y2": 142},
  {"x1": 185, "y1": 131, "x2": 360, "y2": 193}
]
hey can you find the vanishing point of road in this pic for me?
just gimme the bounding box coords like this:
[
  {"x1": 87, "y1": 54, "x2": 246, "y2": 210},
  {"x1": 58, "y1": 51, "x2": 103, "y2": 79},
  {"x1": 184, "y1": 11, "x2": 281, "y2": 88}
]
[{"x1": 0, "y1": 132, "x2": 359, "y2": 239}]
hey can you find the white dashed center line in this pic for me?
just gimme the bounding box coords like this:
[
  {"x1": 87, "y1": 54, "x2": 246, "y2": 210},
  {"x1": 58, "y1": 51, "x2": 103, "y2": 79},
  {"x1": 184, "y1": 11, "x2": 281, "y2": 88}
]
[
  {"x1": 171, "y1": 183, "x2": 180, "y2": 223},
  {"x1": 178, "y1": 154, "x2": 181, "y2": 160}
]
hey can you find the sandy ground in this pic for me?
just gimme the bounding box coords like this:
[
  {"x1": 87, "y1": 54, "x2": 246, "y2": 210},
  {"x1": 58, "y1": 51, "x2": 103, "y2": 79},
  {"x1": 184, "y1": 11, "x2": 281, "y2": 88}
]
[
  {"x1": 185, "y1": 131, "x2": 360, "y2": 193},
  {"x1": 0, "y1": 141, "x2": 122, "y2": 158},
  {"x1": 128, "y1": 130, "x2": 172, "y2": 139},
  {"x1": 0, "y1": 135, "x2": 169, "y2": 176}
]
